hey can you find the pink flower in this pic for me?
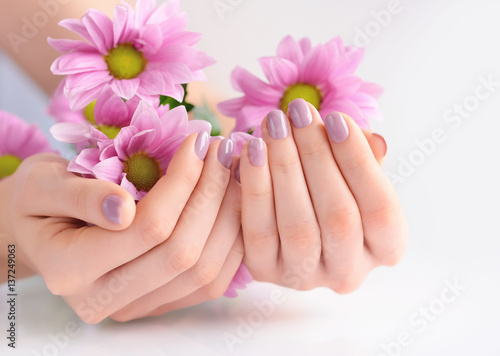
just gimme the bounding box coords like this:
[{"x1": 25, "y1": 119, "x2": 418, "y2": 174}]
[
  {"x1": 0, "y1": 111, "x2": 55, "y2": 179},
  {"x1": 50, "y1": 85, "x2": 165, "y2": 148},
  {"x1": 66, "y1": 101, "x2": 211, "y2": 200},
  {"x1": 224, "y1": 263, "x2": 253, "y2": 298},
  {"x1": 49, "y1": 0, "x2": 215, "y2": 110},
  {"x1": 218, "y1": 36, "x2": 384, "y2": 136}
]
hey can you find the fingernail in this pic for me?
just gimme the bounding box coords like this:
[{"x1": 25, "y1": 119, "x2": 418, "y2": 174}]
[
  {"x1": 217, "y1": 138, "x2": 234, "y2": 169},
  {"x1": 195, "y1": 131, "x2": 210, "y2": 160},
  {"x1": 325, "y1": 112, "x2": 349, "y2": 143},
  {"x1": 102, "y1": 195, "x2": 124, "y2": 225},
  {"x1": 235, "y1": 158, "x2": 241, "y2": 184},
  {"x1": 372, "y1": 133, "x2": 388, "y2": 157},
  {"x1": 288, "y1": 98, "x2": 312, "y2": 128},
  {"x1": 248, "y1": 138, "x2": 265, "y2": 167},
  {"x1": 267, "y1": 110, "x2": 288, "y2": 140}
]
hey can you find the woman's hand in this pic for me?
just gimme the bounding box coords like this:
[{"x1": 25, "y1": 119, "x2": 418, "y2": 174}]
[
  {"x1": 1, "y1": 133, "x2": 243, "y2": 323},
  {"x1": 239, "y1": 98, "x2": 408, "y2": 293}
]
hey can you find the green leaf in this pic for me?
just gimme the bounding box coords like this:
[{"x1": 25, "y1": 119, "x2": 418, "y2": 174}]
[
  {"x1": 192, "y1": 102, "x2": 222, "y2": 136},
  {"x1": 159, "y1": 83, "x2": 195, "y2": 113}
]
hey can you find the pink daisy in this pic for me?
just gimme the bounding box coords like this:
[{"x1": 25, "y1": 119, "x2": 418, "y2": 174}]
[
  {"x1": 0, "y1": 111, "x2": 56, "y2": 179},
  {"x1": 49, "y1": 0, "x2": 215, "y2": 110},
  {"x1": 66, "y1": 101, "x2": 211, "y2": 200},
  {"x1": 218, "y1": 35, "x2": 384, "y2": 136},
  {"x1": 50, "y1": 85, "x2": 165, "y2": 148}
]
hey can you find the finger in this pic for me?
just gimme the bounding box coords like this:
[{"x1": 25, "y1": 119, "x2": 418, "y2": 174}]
[
  {"x1": 83, "y1": 139, "x2": 231, "y2": 322},
  {"x1": 324, "y1": 112, "x2": 408, "y2": 263},
  {"x1": 33, "y1": 133, "x2": 208, "y2": 295},
  {"x1": 287, "y1": 99, "x2": 364, "y2": 278},
  {"x1": 110, "y1": 163, "x2": 241, "y2": 321},
  {"x1": 362, "y1": 130, "x2": 388, "y2": 165},
  {"x1": 138, "y1": 235, "x2": 245, "y2": 320},
  {"x1": 16, "y1": 153, "x2": 136, "y2": 230},
  {"x1": 261, "y1": 110, "x2": 321, "y2": 272},
  {"x1": 240, "y1": 138, "x2": 280, "y2": 280}
]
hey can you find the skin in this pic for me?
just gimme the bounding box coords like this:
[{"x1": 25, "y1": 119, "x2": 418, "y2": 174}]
[
  {"x1": 0, "y1": 1, "x2": 407, "y2": 322},
  {"x1": 240, "y1": 104, "x2": 408, "y2": 293}
]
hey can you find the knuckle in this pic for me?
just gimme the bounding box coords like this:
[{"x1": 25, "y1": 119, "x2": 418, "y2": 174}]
[
  {"x1": 322, "y1": 207, "x2": 360, "y2": 241},
  {"x1": 138, "y1": 215, "x2": 174, "y2": 248},
  {"x1": 340, "y1": 153, "x2": 373, "y2": 179},
  {"x1": 170, "y1": 243, "x2": 201, "y2": 273},
  {"x1": 273, "y1": 156, "x2": 302, "y2": 175},
  {"x1": 74, "y1": 185, "x2": 90, "y2": 219},
  {"x1": 246, "y1": 185, "x2": 272, "y2": 204},
  {"x1": 192, "y1": 261, "x2": 220, "y2": 286},
  {"x1": 298, "y1": 138, "x2": 330, "y2": 161},
  {"x1": 283, "y1": 220, "x2": 319, "y2": 249},
  {"x1": 245, "y1": 226, "x2": 278, "y2": 248}
]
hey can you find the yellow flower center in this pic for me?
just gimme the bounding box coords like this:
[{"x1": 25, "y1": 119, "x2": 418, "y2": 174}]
[
  {"x1": 0, "y1": 154, "x2": 22, "y2": 179},
  {"x1": 83, "y1": 100, "x2": 97, "y2": 125},
  {"x1": 280, "y1": 83, "x2": 323, "y2": 113},
  {"x1": 105, "y1": 43, "x2": 147, "y2": 80},
  {"x1": 123, "y1": 152, "x2": 162, "y2": 192},
  {"x1": 96, "y1": 125, "x2": 121, "y2": 139}
]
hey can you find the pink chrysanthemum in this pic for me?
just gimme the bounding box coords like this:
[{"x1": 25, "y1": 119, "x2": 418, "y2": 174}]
[
  {"x1": 224, "y1": 263, "x2": 253, "y2": 298},
  {"x1": 66, "y1": 101, "x2": 210, "y2": 200},
  {"x1": 0, "y1": 111, "x2": 55, "y2": 179},
  {"x1": 49, "y1": 0, "x2": 215, "y2": 110},
  {"x1": 50, "y1": 85, "x2": 165, "y2": 148},
  {"x1": 218, "y1": 36, "x2": 384, "y2": 136}
]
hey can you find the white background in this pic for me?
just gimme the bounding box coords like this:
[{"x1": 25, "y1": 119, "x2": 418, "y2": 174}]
[{"x1": 1, "y1": 0, "x2": 499, "y2": 355}]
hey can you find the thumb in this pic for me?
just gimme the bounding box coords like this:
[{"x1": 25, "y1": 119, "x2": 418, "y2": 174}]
[{"x1": 16, "y1": 154, "x2": 136, "y2": 230}]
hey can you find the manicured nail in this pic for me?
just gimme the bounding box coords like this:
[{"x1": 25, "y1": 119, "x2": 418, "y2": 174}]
[
  {"x1": 102, "y1": 195, "x2": 124, "y2": 225},
  {"x1": 325, "y1": 112, "x2": 349, "y2": 143},
  {"x1": 288, "y1": 98, "x2": 312, "y2": 128},
  {"x1": 267, "y1": 110, "x2": 288, "y2": 139},
  {"x1": 235, "y1": 158, "x2": 241, "y2": 184},
  {"x1": 217, "y1": 138, "x2": 234, "y2": 169},
  {"x1": 372, "y1": 133, "x2": 388, "y2": 157},
  {"x1": 195, "y1": 131, "x2": 210, "y2": 160},
  {"x1": 248, "y1": 138, "x2": 265, "y2": 167}
]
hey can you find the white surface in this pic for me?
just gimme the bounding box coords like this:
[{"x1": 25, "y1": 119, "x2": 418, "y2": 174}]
[{"x1": 1, "y1": 0, "x2": 500, "y2": 355}]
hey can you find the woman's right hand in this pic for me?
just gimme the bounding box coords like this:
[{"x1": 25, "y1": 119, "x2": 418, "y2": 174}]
[{"x1": 1, "y1": 133, "x2": 243, "y2": 323}]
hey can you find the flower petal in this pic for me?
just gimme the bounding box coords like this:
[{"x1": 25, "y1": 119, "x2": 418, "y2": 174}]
[
  {"x1": 114, "y1": 126, "x2": 139, "y2": 161},
  {"x1": 110, "y1": 78, "x2": 140, "y2": 100},
  {"x1": 51, "y1": 52, "x2": 107, "y2": 75},
  {"x1": 276, "y1": 35, "x2": 304, "y2": 65},
  {"x1": 259, "y1": 57, "x2": 298, "y2": 88},
  {"x1": 48, "y1": 38, "x2": 95, "y2": 53},
  {"x1": 93, "y1": 157, "x2": 124, "y2": 183},
  {"x1": 50, "y1": 123, "x2": 91, "y2": 144},
  {"x1": 94, "y1": 86, "x2": 130, "y2": 126},
  {"x1": 113, "y1": 3, "x2": 135, "y2": 45},
  {"x1": 230, "y1": 66, "x2": 281, "y2": 105},
  {"x1": 82, "y1": 10, "x2": 113, "y2": 55},
  {"x1": 130, "y1": 100, "x2": 162, "y2": 133}
]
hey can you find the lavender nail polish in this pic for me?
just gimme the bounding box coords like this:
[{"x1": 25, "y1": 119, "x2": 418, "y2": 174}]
[
  {"x1": 267, "y1": 110, "x2": 288, "y2": 140},
  {"x1": 288, "y1": 98, "x2": 312, "y2": 128},
  {"x1": 217, "y1": 138, "x2": 234, "y2": 169},
  {"x1": 325, "y1": 112, "x2": 349, "y2": 143},
  {"x1": 248, "y1": 138, "x2": 265, "y2": 167},
  {"x1": 195, "y1": 131, "x2": 210, "y2": 160},
  {"x1": 102, "y1": 195, "x2": 124, "y2": 225}
]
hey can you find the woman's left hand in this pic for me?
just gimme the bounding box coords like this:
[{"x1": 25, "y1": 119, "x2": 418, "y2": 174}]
[{"x1": 239, "y1": 98, "x2": 408, "y2": 293}]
